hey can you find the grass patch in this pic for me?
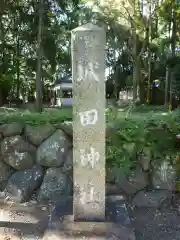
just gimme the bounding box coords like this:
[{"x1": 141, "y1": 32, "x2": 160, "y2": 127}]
[{"x1": 0, "y1": 108, "x2": 73, "y2": 125}]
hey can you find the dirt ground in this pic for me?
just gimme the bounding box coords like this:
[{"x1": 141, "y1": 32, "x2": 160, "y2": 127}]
[
  {"x1": 132, "y1": 207, "x2": 180, "y2": 240},
  {"x1": 130, "y1": 194, "x2": 180, "y2": 240},
  {"x1": 1, "y1": 200, "x2": 180, "y2": 240}
]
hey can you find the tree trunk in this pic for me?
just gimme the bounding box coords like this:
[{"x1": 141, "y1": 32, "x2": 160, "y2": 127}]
[
  {"x1": 136, "y1": 55, "x2": 144, "y2": 103},
  {"x1": 132, "y1": 0, "x2": 137, "y2": 101},
  {"x1": 164, "y1": 67, "x2": 170, "y2": 105},
  {"x1": 169, "y1": 0, "x2": 176, "y2": 111},
  {"x1": 133, "y1": 53, "x2": 138, "y2": 101},
  {"x1": 16, "y1": 38, "x2": 20, "y2": 99},
  {"x1": 35, "y1": 0, "x2": 44, "y2": 112},
  {"x1": 139, "y1": 82, "x2": 145, "y2": 104},
  {"x1": 147, "y1": 0, "x2": 152, "y2": 104}
]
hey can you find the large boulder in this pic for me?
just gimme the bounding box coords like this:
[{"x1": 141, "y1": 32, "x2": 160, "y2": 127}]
[
  {"x1": 117, "y1": 168, "x2": 148, "y2": 195},
  {"x1": 1, "y1": 135, "x2": 36, "y2": 154},
  {"x1": 0, "y1": 159, "x2": 13, "y2": 182},
  {"x1": 54, "y1": 121, "x2": 72, "y2": 138},
  {"x1": 0, "y1": 159, "x2": 14, "y2": 190},
  {"x1": 62, "y1": 148, "x2": 73, "y2": 173},
  {"x1": 5, "y1": 165, "x2": 44, "y2": 203},
  {"x1": 37, "y1": 167, "x2": 71, "y2": 203},
  {"x1": 132, "y1": 190, "x2": 172, "y2": 208},
  {"x1": 1, "y1": 135, "x2": 36, "y2": 170},
  {"x1": 25, "y1": 123, "x2": 55, "y2": 146},
  {"x1": 36, "y1": 130, "x2": 71, "y2": 167},
  {"x1": 106, "y1": 166, "x2": 119, "y2": 184},
  {"x1": 3, "y1": 152, "x2": 35, "y2": 170},
  {"x1": 0, "y1": 122, "x2": 23, "y2": 137}
]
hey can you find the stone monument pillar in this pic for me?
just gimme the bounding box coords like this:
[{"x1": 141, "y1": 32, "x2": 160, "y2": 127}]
[
  {"x1": 43, "y1": 23, "x2": 135, "y2": 240},
  {"x1": 72, "y1": 23, "x2": 106, "y2": 221}
]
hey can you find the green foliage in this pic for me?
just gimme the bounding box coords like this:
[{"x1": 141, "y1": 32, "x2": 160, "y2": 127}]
[
  {"x1": 106, "y1": 105, "x2": 180, "y2": 174},
  {"x1": 0, "y1": 105, "x2": 180, "y2": 176},
  {"x1": 0, "y1": 109, "x2": 72, "y2": 125},
  {"x1": 0, "y1": 0, "x2": 180, "y2": 106}
]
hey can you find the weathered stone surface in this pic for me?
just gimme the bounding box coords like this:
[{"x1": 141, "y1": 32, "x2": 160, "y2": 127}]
[
  {"x1": 152, "y1": 160, "x2": 176, "y2": 191},
  {"x1": 0, "y1": 122, "x2": 23, "y2": 137},
  {"x1": 1, "y1": 135, "x2": 36, "y2": 155},
  {"x1": 72, "y1": 23, "x2": 106, "y2": 221},
  {"x1": 0, "y1": 159, "x2": 13, "y2": 181},
  {"x1": 5, "y1": 165, "x2": 44, "y2": 202},
  {"x1": 117, "y1": 168, "x2": 148, "y2": 195},
  {"x1": 107, "y1": 196, "x2": 131, "y2": 225},
  {"x1": 106, "y1": 183, "x2": 125, "y2": 196},
  {"x1": 62, "y1": 150, "x2": 73, "y2": 196},
  {"x1": 37, "y1": 168, "x2": 71, "y2": 202},
  {"x1": 3, "y1": 152, "x2": 35, "y2": 170},
  {"x1": 132, "y1": 190, "x2": 172, "y2": 208},
  {"x1": 25, "y1": 123, "x2": 55, "y2": 146},
  {"x1": 62, "y1": 148, "x2": 73, "y2": 173},
  {"x1": 55, "y1": 121, "x2": 72, "y2": 138},
  {"x1": 1, "y1": 135, "x2": 36, "y2": 170},
  {"x1": 106, "y1": 166, "x2": 119, "y2": 184},
  {"x1": 44, "y1": 222, "x2": 136, "y2": 240},
  {"x1": 36, "y1": 130, "x2": 71, "y2": 167},
  {"x1": 37, "y1": 167, "x2": 71, "y2": 203},
  {"x1": 0, "y1": 201, "x2": 49, "y2": 240},
  {"x1": 1, "y1": 135, "x2": 21, "y2": 154},
  {"x1": 0, "y1": 159, "x2": 14, "y2": 189}
]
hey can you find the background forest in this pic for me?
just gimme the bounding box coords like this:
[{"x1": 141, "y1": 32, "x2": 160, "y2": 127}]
[{"x1": 0, "y1": 0, "x2": 180, "y2": 112}]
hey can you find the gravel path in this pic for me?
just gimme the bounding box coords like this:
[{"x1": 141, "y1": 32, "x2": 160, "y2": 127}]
[{"x1": 131, "y1": 206, "x2": 180, "y2": 240}]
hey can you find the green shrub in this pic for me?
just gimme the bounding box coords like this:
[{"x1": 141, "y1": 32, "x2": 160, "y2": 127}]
[
  {"x1": 0, "y1": 108, "x2": 72, "y2": 125},
  {"x1": 1, "y1": 105, "x2": 180, "y2": 175},
  {"x1": 106, "y1": 105, "x2": 180, "y2": 174}
]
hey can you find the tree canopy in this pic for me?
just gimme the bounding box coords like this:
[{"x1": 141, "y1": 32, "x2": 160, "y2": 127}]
[{"x1": 0, "y1": 0, "x2": 179, "y2": 110}]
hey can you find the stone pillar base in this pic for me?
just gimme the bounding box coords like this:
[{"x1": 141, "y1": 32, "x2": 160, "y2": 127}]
[{"x1": 43, "y1": 196, "x2": 136, "y2": 240}]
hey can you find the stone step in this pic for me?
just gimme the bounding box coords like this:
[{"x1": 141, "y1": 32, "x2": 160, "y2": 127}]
[
  {"x1": 43, "y1": 221, "x2": 134, "y2": 240},
  {"x1": 0, "y1": 201, "x2": 50, "y2": 239}
]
